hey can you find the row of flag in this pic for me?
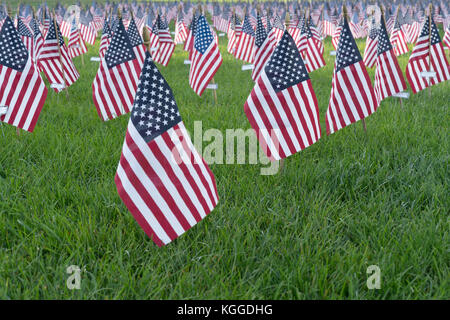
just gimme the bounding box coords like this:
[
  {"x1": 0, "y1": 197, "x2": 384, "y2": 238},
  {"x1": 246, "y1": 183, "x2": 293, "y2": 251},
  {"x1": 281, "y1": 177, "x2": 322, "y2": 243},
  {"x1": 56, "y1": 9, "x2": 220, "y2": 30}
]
[{"x1": 1, "y1": 1, "x2": 449, "y2": 246}]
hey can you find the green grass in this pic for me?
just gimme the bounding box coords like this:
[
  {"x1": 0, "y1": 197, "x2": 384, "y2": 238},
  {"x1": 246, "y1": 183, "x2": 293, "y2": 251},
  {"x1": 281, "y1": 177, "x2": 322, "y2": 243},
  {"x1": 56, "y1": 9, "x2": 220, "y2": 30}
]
[{"x1": 0, "y1": 24, "x2": 449, "y2": 299}]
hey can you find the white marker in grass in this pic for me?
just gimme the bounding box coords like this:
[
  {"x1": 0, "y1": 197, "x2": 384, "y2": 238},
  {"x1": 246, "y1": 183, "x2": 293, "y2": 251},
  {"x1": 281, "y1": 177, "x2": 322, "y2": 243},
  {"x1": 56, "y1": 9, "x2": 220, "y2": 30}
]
[
  {"x1": 50, "y1": 83, "x2": 66, "y2": 91},
  {"x1": 241, "y1": 64, "x2": 254, "y2": 70},
  {"x1": 90, "y1": 57, "x2": 101, "y2": 62}
]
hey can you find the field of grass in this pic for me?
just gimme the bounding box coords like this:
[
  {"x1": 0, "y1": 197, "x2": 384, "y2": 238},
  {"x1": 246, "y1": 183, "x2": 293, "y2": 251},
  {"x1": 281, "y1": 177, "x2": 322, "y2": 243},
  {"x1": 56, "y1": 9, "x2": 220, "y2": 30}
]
[{"x1": 0, "y1": 19, "x2": 449, "y2": 299}]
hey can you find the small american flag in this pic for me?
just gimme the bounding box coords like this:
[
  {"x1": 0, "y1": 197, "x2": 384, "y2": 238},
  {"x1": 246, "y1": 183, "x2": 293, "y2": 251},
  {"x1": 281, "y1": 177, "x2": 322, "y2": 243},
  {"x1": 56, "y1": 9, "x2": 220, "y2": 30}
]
[
  {"x1": 244, "y1": 30, "x2": 321, "y2": 161},
  {"x1": 183, "y1": 13, "x2": 197, "y2": 53},
  {"x1": 92, "y1": 17, "x2": 142, "y2": 121},
  {"x1": 68, "y1": 17, "x2": 87, "y2": 59},
  {"x1": 16, "y1": 18, "x2": 33, "y2": 54},
  {"x1": 444, "y1": 24, "x2": 450, "y2": 49},
  {"x1": 30, "y1": 16, "x2": 43, "y2": 64},
  {"x1": 99, "y1": 18, "x2": 111, "y2": 59},
  {"x1": 297, "y1": 17, "x2": 326, "y2": 73},
  {"x1": 127, "y1": 16, "x2": 146, "y2": 67},
  {"x1": 151, "y1": 15, "x2": 175, "y2": 67},
  {"x1": 363, "y1": 19, "x2": 378, "y2": 68},
  {"x1": 174, "y1": 10, "x2": 188, "y2": 44},
  {"x1": 406, "y1": 15, "x2": 450, "y2": 94},
  {"x1": 374, "y1": 16, "x2": 407, "y2": 105},
  {"x1": 332, "y1": 18, "x2": 343, "y2": 50},
  {"x1": 234, "y1": 13, "x2": 255, "y2": 63},
  {"x1": 325, "y1": 17, "x2": 377, "y2": 135},
  {"x1": 390, "y1": 14, "x2": 409, "y2": 56},
  {"x1": 115, "y1": 52, "x2": 219, "y2": 247},
  {"x1": 189, "y1": 15, "x2": 222, "y2": 96},
  {"x1": 38, "y1": 19, "x2": 79, "y2": 92},
  {"x1": 79, "y1": 11, "x2": 96, "y2": 46},
  {"x1": 252, "y1": 12, "x2": 275, "y2": 81},
  {"x1": 0, "y1": 16, "x2": 47, "y2": 132}
]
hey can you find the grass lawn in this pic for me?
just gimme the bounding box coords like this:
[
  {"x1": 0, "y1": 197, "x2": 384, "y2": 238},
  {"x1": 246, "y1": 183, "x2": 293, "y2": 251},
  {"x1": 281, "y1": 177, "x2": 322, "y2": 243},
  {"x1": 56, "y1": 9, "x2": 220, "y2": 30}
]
[{"x1": 0, "y1": 19, "x2": 449, "y2": 299}]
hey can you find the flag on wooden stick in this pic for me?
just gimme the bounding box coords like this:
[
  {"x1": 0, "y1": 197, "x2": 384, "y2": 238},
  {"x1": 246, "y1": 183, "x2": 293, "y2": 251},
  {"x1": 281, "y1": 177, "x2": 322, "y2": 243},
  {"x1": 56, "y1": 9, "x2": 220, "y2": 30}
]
[
  {"x1": 244, "y1": 30, "x2": 321, "y2": 161},
  {"x1": 115, "y1": 51, "x2": 219, "y2": 247},
  {"x1": 0, "y1": 16, "x2": 47, "y2": 132},
  {"x1": 325, "y1": 14, "x2": 377, "y2": 135}
]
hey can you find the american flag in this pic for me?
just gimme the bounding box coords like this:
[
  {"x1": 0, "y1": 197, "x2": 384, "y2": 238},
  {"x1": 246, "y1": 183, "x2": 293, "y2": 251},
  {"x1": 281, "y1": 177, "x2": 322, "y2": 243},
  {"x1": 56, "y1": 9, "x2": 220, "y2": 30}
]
[
  {"x1": 174, "y1": 10, "x2": 188, "y2": 44},
  {"x1": 115, "y1": 51, "x2": 219, "y2": 247},
  {"x1": 406, "y1": 15, "x2": 450, "y2": 94},
  {"x1": 323, "y1": 9, "x2": 335, "y2": 37},
  {"x1": 332, "y1": 18, "x2": 343, "y2": 50},
  {"x1": 79, "y1": 11, "x2": 96, "y2": 46},
  {"x1": 151, "y1": 15, "x2": 175, "y2": 67},
  {"x1": 92, "y1": 17, "x2": 142, "y2": 121},
  {"x1": 68, "y1": 17, "x2": 87, "y2": 59},
  {"x1": 374, "y1": 16, "x2": 407, "y2": 105},
  {"x1": 363, "y1": 19, "x2": 378, "y2": 68},
  {"x1": 252, "y1": 12, "x2": 275, "y2": 81},
  {"x1": 325, "y1": 17, "x2": 377, "y2": 135},
  {"x1": 297, "y1": 17, "x2": 326, "y2": 73},
  {"x1": 99, "y1": 18, "x2": 111, "y2": 59},
  {"x1": 443, "y1": 24, "x2": 450, "y2": 48},
  {"x1": 16, "y1": 17, "x2": 33, "y2": 53},
  {"x1": 244, "y1": 30, "x2": 321, "y2": 161},
  {"x1": 189, "y1": 15, "x2": 222, "y2": 96},
  {"x1": 272, "y1": 14, "x2": 285, "y2": 44},
  {"x1": 127, "y1": 16, "x2": 146, "y2": 67},
  {"x1": 0, "y1": 16, "x2": 47, "y2": 132},
  {"x1": 390, "y1": 14, "x2": 409, "y2": 56},
  {"x1": 30, "y1": 16, "x2": 44, "y2": 64},
  {"x1": 183, "y1": 13, "x2": 197, "y2": 53},
  {"x1": 38, "y1": 19, "x2": 79, "y2": 92},
  {"x1": 227, "y1": 13, "x2": 241, "y2": 54},
  {"x1": 234, "y1": 13, "x2": 255, "y2": 63}
]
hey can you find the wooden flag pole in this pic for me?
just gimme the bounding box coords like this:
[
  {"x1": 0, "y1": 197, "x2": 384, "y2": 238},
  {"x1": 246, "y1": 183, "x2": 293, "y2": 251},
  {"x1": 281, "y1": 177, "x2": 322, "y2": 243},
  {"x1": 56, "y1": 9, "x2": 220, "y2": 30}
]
[{"x1": 53, "y1": 10, "x2": 69, "y2": 98}]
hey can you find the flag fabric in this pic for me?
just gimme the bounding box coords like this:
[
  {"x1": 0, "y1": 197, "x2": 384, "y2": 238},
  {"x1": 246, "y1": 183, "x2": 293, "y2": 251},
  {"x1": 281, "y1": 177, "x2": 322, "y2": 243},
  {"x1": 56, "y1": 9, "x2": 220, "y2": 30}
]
[
  {"x1": 405, "y1": 16, "x2": 450, "y2": 94},
  {"x1": 184, "y1": 13, "x2": 197, "y2": 53},
  {"x1": 38, "y1": 19, "x2": 79, "y2": 92},
  {"x1": 0, "y1": 17, "x2": 47, "y2": 132},
  {"x1": 16, "y1": 18, "x2": 33, "y2": 53},
  {"x1": 374, "y1": 17, "x2": 407, "y2": 105},
  {"x1": 115, "y1": 51, "x2": 219, "y2": 247},
  {"x1": 127, "y1": 16, "x2": 146, "y2": 67},
  {"x1": 174, "y1": 11, "x2": 188, "y2": 44},
  {"x1": 234, "y1": 14, "x2": 255, "y2": 63},
  {"x1": 325, "y1": 18, "x2": 377, "y2": 135},
  {"x1": 189, "y1": 15, "x2": 222, "y2": 96},
  {"x1": 272, "y1": 14, "x2": 285, "y2": 44},
  {"x1": 99, "y1": 18, "x2": 111, "y2": 59},
  {"x1": 363, "y1": 21, "x2": 378, "y2": 68},
  {"x1": 244, "y1": 30, "x2": 321, "y2": 161},
  {"x1": 252, "y1": 12, "x2": 275, "y2": 81},
  {"x1": 298, "y1": 18, "x2": 326, "y2": 73},
  {"x1": 151, "y1": 15, "x2": 175, "y2": 67},
  {"x1": 227, "y1": 13, "x2": 241, "y2": 54},
  {"x1": 332, "y1": 19, "x2": 342, "y2": 50},
  {"x1": 443, "y1": 24, "x2": 450, "y2": 48},
  {"x1": 92, "y1": 17, "x2": 142, "y2": 121},
  {"x1": 79, "y1": 11, "x2": 96, "y2": 45},
  {"x1": 390, "y1": 15, "x2": 409, "y2": 56},
  {"x1": 30, "y1": 17, "x2": 44, "y2": 63},
  {"x1": 68, "y1": 18, "x2": 87, "y2": 59}
]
